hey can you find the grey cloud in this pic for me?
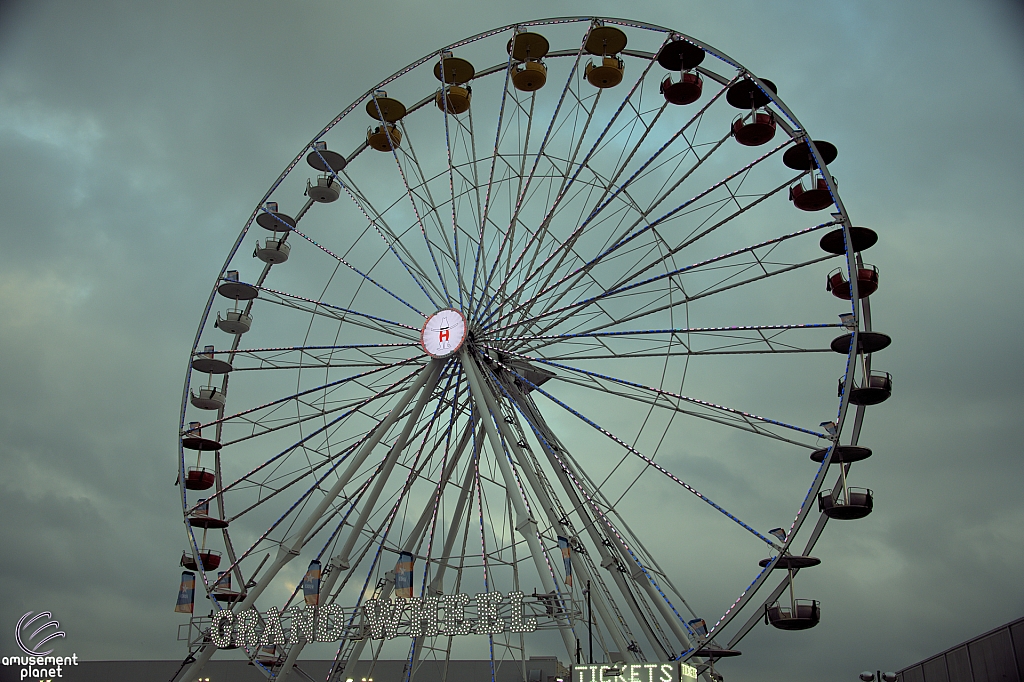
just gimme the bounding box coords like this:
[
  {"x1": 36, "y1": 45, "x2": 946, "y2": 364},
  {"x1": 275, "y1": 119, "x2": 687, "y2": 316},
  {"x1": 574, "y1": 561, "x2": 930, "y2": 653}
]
[{"x1": 0, "y1": 1, "x2": 1021, "y2": 679}]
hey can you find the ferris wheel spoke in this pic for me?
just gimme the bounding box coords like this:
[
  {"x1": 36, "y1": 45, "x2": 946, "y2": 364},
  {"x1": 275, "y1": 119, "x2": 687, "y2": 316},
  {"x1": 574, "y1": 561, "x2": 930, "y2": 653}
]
[
  {"x1": 287, "y1": 223, "x2": 428, "y2": 318},
  {"x1": 490, "y1": 38, "x2": 669, "y2": 325},
  {"x1": 501, "y1": 383, "x2": 693, "y2": 658},
  {"x1": 484, "y1": 139, "x2": 794, "y2": 335},
  {"x1": 193, "y1": 370, "x2": 438, "y2": 530},
  {"x1": 470, "y1": 96, "x2": 535, "y2": 319},
  {"x1": 337, "y1": 194, "x2": 446, "y2": 317},
  {"x1": 524, "y1": 236, "x2": 827, "y2": 342},
  {"x1": 497, "y1": 364, "x2": 784, "y2": 552},
  {"x1": 231, "y1": 359, "x2": 418, "y2": 372},
  {"x1": 605, "y1": 140, "x2": 793, "y2": 260},
  {"x1": 537, "y1": 347, "x2": 832, "y2": 361},
  {"x1": 255, "y1": 285, "x2": 420, "y2": 338},
  {"x1": 224, "y1": 445, "x2": 378, "y2": 526},
  {"x1": 511, "y1": 233, "x2": 838, "y2": 341},
  {"x1": 492, "y1": 225, "x2": 836, "y2": 339},
  {"x1": 524, "y1": 152, "x2": 794, "y2": 331},
  {"x1": 226, "y1": 346, "x2": 420, "y2": 372},
  {"x1": 479, "y1": 97, "x2": 602, "y2": 325},
  {"x1": 340, "y1": 169, "x2": 452, "y2": 292},
  {"x1": 452, "y1": 155, "x2": 485, "y2": 313},
  {"x1": 606, "y1": 252, "x2": 838, "y2": 335},
  {"x1": 222, "y1": 342, "x2": 420, "y2": 355},
  {"x1": 438, "y1": 58, "x2": 466, "y2": 310},
  {"x1": 494, "y1": 322, "x2": 841, "y2": 345},
  {"x1": 468, "y1": 50, "x2": 516, "y2": 320},
  {"x1": 493, "y1": 348, "x2": 827, "y2": 443},
  {"x1": 369, "y1": 211, "x2": 449, "y2": 312},
  {"x1": 505, "y1": 324, "x2": 840, "y2": 360},
  {"x1": 400, "y1": 124, "x2": 460, "y2": 276},
  {"x1": 466, "y1": 180, "x2": 630, "y2": 337},
  {"x1": 512, "y1": 98, "x2": 673, "y2": 319},
  {"x1": 207, "y1": 435, "x2": 386, "y2": 591},
  {"x1": 521, "y1": 191, "x2": 718, "y2": 326},
  {"x1": 315, "y1": 369, "x2": 463, "y2": 682},
  {"x1": 217, "y1": 384, "x2": 408, "y2": 451},
  {"x1": 489, "y1": 366, "x2": 700, "y2": 647},
  {"x1": 489, "y1": 223, "x2": 663, "y2": 340},
  {"x1": 475, "y1": 30, "x2": 591, "y2": 324},
  {"x1": 546, "y1": 370, "x2": 822, "y2": 451},
  {"x1": 367, "y1": 90, "x2": 453, "y2": 306},
  {"x1": 640, "y1": 127, "x2": 733, "y2": 221},
  {"x1": 495, "y1": 87, "x2": 605, "y2": 310},
  {"x1": 309, "y1": 151, "x2": 448, "y2": 311},
  {"x1": 585, "y1": 177, "x2": 814, "y2": 304},
  {"x1": 200, "y1": 358, "x2": 423, "y2": 437},
  {"x1": 482, "y1": 78, "x2": 737, "y2": 327},
  {"x1": 499, "y1": 81, "x2": 667, "y2": 321},
  {"x1": 193, "y1": 368, "x2": 430, "y2": 521}
]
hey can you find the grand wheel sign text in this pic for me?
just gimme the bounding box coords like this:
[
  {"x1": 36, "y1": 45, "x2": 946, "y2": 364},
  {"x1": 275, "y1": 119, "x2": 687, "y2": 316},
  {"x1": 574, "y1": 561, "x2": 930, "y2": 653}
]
[{"x1": 208, "y1": 591, "x2": 539, "y2": 649}]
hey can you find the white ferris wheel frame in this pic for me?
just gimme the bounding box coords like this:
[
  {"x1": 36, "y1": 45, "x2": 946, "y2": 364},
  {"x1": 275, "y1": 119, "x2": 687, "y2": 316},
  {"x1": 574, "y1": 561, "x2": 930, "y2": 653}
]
[{"x1": 175, "y1": 16, "x2": 878, "y2": 682}]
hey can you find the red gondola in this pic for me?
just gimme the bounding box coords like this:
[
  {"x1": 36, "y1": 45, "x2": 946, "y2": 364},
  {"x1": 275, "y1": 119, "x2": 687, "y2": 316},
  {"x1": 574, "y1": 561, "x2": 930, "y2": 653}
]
[
  {"x1": 185, "y1": 467, "x2": 215, "y2": 490},
  {"x1": 827, "y1": 265, "x2": 879, "y2": 300},
  {"x1": 180, "y1": 550, "x2": 221, "y2": 571},
  {"x1": 661, "y1": 72, "x2": 703, "y2": 105}
]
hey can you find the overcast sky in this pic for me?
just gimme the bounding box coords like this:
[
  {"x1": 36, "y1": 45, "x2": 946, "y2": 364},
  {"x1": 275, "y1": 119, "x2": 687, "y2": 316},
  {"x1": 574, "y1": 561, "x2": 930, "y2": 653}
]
[{"x1": 0, "y1": 1, "x2": 1022, "y2": 681}]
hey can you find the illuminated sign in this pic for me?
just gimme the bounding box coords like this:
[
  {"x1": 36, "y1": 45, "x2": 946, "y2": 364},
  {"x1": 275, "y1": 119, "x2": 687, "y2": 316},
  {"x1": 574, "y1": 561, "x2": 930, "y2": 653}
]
[
  {"x1": 420, "y1": 309, "x2": 467, "y2": 358},
  {"x1": 572, "y1": 662, "x2": 697, "y2": 682},
  {"x1": 207, "y1": 591, "x2": 540, "y2": 649}
]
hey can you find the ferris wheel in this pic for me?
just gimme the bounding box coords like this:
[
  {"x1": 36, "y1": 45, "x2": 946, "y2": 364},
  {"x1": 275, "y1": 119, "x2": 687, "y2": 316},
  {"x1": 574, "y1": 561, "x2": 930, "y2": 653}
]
[{"x1": 174, "y1": 17, "x2": 891, "y2": 682}]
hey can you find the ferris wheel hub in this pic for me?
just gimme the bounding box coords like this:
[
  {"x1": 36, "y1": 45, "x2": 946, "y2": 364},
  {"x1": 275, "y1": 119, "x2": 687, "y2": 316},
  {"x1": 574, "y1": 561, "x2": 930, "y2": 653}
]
[{"x1": 420, "y1": 308, "x2": 467, "y2": 358}]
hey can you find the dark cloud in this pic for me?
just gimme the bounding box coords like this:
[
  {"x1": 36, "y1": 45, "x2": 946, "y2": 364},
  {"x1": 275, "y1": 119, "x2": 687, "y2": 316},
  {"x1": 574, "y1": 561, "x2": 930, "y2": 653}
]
[{"x1": 0, "y1": 1, "x2": 1020, "y2": 680}]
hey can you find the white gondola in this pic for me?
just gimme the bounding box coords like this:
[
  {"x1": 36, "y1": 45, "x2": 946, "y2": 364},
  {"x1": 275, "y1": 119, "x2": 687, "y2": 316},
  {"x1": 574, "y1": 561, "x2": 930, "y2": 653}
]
[
  {"x1": 306, "y1": 175, "x2": 341, "y2": 203},
  {"x1": 215, "y1": 308, "x2": 252, "y2": 335},
  {"x1": 190, "y1": 386, "x2": 226, "y2": 411},
  {"x1": 254, "y1": 238, "x2": 291, "y2": 264}
]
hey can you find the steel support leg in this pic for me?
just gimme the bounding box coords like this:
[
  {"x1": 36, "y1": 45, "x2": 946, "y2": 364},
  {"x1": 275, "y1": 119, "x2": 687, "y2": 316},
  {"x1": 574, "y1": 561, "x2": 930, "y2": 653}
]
[
  {"x1": 277, "y1": 362, "x2": 446, "y2": 681},
  {"x1": 461, "y1": 349, "x2": 578, "y2": 658},
  {"x1": 175, "y1": 361, "x2": 440, "y2": 682}
]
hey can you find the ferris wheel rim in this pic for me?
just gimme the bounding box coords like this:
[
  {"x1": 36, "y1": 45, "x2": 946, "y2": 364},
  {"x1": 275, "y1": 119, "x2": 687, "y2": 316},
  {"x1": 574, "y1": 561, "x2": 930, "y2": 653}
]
[{"x1": 175, "y1": 16, "x2": 877, "y2": 682}]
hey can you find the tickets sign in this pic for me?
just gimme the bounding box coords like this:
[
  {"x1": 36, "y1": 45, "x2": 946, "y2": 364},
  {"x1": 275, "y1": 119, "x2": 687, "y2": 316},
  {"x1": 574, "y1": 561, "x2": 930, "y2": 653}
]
[{"x1": 572, "y1": 662, "x2": 697, "y2": 682}]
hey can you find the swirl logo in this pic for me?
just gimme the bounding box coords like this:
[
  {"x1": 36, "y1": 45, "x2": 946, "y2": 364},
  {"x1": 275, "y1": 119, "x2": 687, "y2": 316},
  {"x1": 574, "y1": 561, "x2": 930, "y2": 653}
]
[{"x1": 15, "y1": 611, "x2": 65, "y2": 656}]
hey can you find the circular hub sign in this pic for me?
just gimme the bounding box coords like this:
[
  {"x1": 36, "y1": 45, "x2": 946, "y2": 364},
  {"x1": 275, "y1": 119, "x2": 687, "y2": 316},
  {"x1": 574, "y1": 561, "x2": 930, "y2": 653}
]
[{"x1": 420, "y1": 309, "x2": 467, "y2": 358}]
